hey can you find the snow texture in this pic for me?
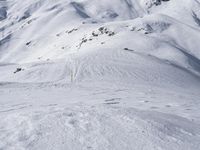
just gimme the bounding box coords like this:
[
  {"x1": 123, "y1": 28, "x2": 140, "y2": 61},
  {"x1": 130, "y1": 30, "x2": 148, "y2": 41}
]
[{"x1": 0, "y1": 0, "x2": 200, "y2": 149}]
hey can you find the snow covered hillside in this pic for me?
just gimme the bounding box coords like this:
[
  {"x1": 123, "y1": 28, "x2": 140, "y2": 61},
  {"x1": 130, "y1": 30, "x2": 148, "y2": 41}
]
[{"x1": 0, "y1": 0, "x2": 200, "y2": 149}]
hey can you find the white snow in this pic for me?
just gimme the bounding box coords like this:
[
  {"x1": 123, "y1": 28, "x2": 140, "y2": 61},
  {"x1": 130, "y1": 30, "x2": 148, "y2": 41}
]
[{"x1": 0, "y1": 0, "x2": 200, "y2": 149}]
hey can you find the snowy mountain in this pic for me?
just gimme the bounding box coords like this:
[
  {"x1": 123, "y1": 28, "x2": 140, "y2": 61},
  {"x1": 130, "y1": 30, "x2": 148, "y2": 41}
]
[{"x1": 0, "y1": 0, "x2": 200, "y2": 149}]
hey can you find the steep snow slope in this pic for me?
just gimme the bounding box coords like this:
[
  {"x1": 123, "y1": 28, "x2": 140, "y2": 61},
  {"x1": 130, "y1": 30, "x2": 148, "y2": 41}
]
[{"x1": 0, "y1": 0, "x2": 200, "y2": 150}]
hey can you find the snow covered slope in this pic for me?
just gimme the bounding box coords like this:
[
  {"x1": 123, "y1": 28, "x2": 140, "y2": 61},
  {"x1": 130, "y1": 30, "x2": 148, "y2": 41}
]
[{"x1": 0, "y1": 0, "x2": 200, "y2": 149}]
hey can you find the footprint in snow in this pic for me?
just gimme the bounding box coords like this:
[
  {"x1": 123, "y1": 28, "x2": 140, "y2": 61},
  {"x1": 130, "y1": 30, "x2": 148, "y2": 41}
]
[
  {"x1": 104, "y1": 98, "x2": 121, "y2": 105},
  {"x1": 41, "y1": 104, "x2": 58, "y2": 107},
  {"x1": 165, "y1": 105, "x2": 171, "y2": 108},
  {"x1": 150, "y1": 106, "x2": 159, "y2": 109},
  {"x1": 104, "y1": 102, "x2": 120, "y2": 105},
  {"x1": 104, "y1": 98, "x2": 121, "y2": 102}
]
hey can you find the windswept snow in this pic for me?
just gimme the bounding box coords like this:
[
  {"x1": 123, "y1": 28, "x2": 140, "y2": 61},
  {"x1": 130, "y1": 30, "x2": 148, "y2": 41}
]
[
  {"x1": 0, "y1": 0, "x2": 200, "y2": 149},
  {"x1": 0, "y1": 104, "x2": 200, "y2": 150}
]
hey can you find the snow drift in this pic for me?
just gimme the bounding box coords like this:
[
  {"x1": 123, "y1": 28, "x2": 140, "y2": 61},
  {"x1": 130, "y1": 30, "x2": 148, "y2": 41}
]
[{"x1": 0, "y1": 0, "x2": 200, "y2": 150}]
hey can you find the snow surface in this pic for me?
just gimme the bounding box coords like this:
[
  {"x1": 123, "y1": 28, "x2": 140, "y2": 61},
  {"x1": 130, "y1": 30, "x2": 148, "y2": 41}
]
[{"x1": 0, "y1": 0, "x2": 200, "y2": 149}]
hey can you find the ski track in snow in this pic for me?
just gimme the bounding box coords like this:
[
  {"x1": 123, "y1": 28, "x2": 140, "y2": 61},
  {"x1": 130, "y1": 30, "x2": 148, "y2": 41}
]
[{"x1": 0, "y1": 103, "x2": 200, "y2": 150}]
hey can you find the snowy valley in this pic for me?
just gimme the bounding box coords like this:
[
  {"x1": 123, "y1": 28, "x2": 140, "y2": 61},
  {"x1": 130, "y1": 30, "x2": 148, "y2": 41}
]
[{"x1": 0, "y1": 0, "x2": 200, "y2": 149}]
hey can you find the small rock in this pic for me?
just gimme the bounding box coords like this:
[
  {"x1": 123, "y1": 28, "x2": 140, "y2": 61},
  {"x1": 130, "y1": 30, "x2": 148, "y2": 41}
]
[{"x1": 14, "y1": 68, "x2": 24, "y2": 74}]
